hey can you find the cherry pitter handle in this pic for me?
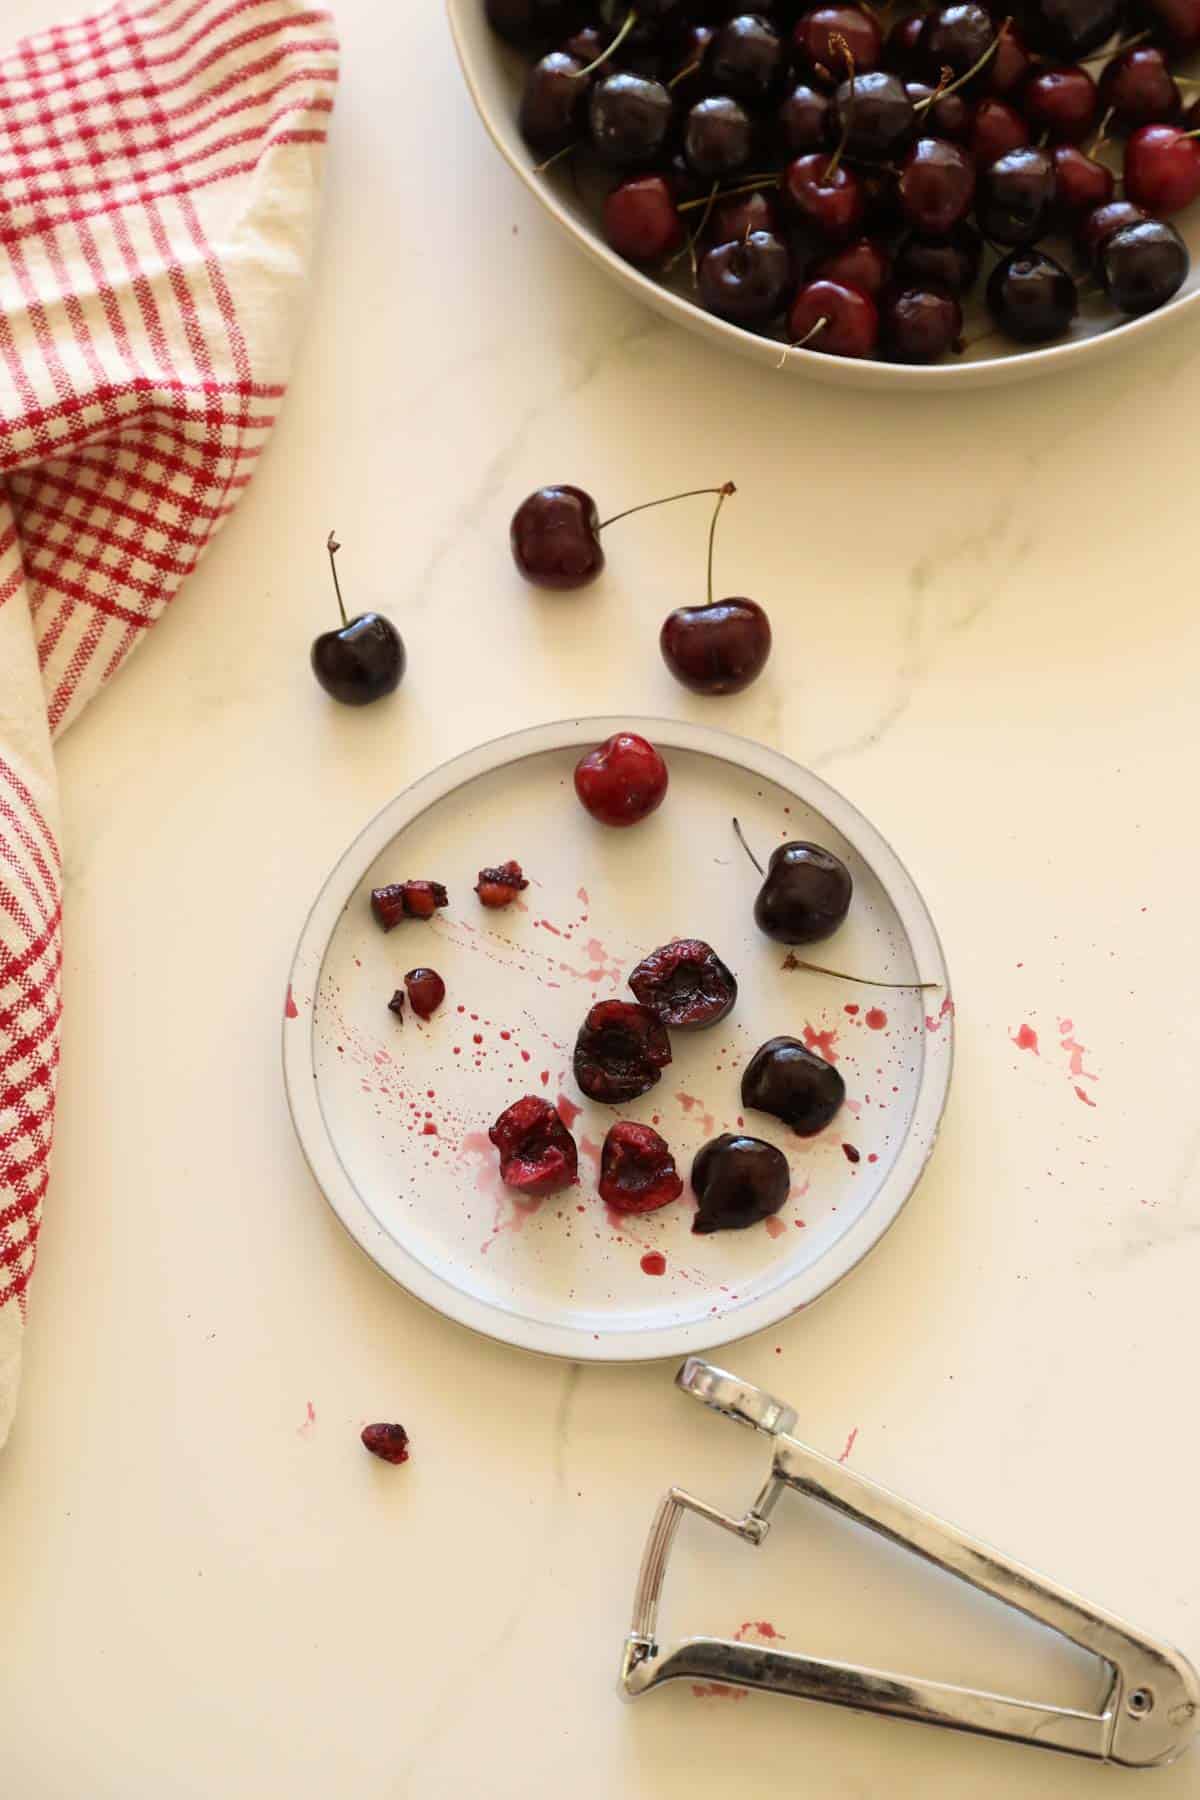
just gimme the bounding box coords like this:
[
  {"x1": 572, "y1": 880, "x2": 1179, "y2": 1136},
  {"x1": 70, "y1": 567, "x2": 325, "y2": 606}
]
[{"x1": 619, "y1": 1359, "x2": 1199, "y2": 1769}]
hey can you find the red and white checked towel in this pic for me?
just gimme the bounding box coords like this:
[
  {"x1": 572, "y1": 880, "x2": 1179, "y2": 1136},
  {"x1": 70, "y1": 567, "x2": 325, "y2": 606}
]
[{"x1": 0, "y1": 0, "x2": 338, "y2": 1443}]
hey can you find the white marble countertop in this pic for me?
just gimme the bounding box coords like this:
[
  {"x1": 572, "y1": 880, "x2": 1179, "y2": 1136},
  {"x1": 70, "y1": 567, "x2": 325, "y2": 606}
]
[{"x1": 3, "y1": 0, "x2": 1200, "y2": 1795}]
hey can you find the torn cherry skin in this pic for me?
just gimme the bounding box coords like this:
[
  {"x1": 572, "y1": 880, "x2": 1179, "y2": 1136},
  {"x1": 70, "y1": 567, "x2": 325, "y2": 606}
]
[
  {"x1": 691, "y1": 1133, "x2": 790, "y2": 1234},
  {"x1": 628, "y1": 938, "x2": 737, "y2": 1028},
  {"x1": 599, "y1": 1121, "x2": 684, "y2": 1213},
  {"x1": 489, "y1": 1095, "x2": 579, "y2": 1196},
  {"x1": 573, "y1": 999, "x2": 672, "y2": 1102}
]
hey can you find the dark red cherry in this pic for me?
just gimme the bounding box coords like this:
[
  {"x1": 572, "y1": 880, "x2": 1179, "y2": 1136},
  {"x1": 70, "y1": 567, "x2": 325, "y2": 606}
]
[
  {"x1": 485, "y1": 0, "x2": 587, "y2": 48},
  {"x1": 883, "y1": 285, "x2": 963, "y2": 360},
  {"x1": 599, "y1": 1121, "x2": 684, "y2": 1213},
  {"x1": 1099, "y1": 47, "x2": 1181, "y2": 130},
  {"x1": 510, "y1": 485, "x2": 603, "y2": 589},
  {"x1": 906, "y1": 83, "x2": 972, "y2": 143},
  {"x1": 604, "y1": 174, "x2": 685, "y2": 261},
  {"x1": 311, "y1": 533, "x2": 405, "y2": 706},
  {"x1": 976, "y1": 147, "x2": 1057, "y2": 244},
  {"x1": 812, "y1": 236, "x2": 891, "y2": 297},
  {"x1": 831, "y1": 70, "x2": 916, "y2": 160},
  {"x1": 1052, "y1": 144, "x2": 1114, "y2": 218},
  {"x1": 629, "y1": 938, "x2": 738, "y2": 1027},
  {"x1": 1023, "y1": 0, "x2": 1121, "y2": 58},
  {"x1": 574, "y1": 731, "x2": 668, "y2": 826},
  {"x1": 705, "y1": 187, "x2": 782, "y2": 245},
  {"x1": 1140, "y1": 0, "x2": 1200, "y2": 53},
  {"x1": 884, "y1": 13, "x2": 927, "y2": 77},
  {"x1": 984, "y1": 19, "x2": 1033, "y2": 96},
  {"x1": 489, "y1": 1094, "x2": 579, "y2": 1195},
  {"x1": 898, "y1": 137, "x2": 976, "y2": 235},
  {"x1": 893, "y1": 222, "x2": 982, "y2": 293},
  {"x1": 691, "y1": 1133, "x2": 791, "y2": 1234},
  {"x1": 782, "y1": 153, "x2": 865, "y2": 240},
  {"x1": 1124, "y1": 124, "x2": 1200, "y2": 216},
  {"x1": 698, "y1": 231, "x2": 791, "y2": 323},
  {"x1": 519, "y1": 52, "x2": 588, "y2": 155},
  {"x1": 969, "y1": 98, "x2": 1030, "y2": 163},
  {"x1": 777, "y1": 82, "x2": 832, "y2": 152},
  {"x1": 588, "y1": 71, "x2": 673, "y2": 167},
  {"x1": 666, "y1": 24, "x2": 718, "y2": 106},
  {"x1": 792, "y1": 6, "x2": 882, "y2": 84},
  {"x1": 741, "y1": 1036, "x2": 846, "y2": 1135},
  {"x1": 987, "y1": 249, "x2": 1078, "y2": 341},
  {"x1": 709, "y1": 13, "x2": 785, "y2": 101},
  {"x1": 1023, "y1": 65, "x2": 1099, "y2": 144},
  {"x1": 1100, "y1": 218, "x2": 1189, "y2": 313},
  {"x1": 404, "y1": 967, "x2": 446, "y2": 1019},
  {"x1": 753, "y1": 840, "x2": 853, "y2": 942},
  {"x1": 1075, "y1": 198, "x2": 1147, "y2": 263},
  {"x1": 660, "y1": 596, "x2": 772, "y2": 693},
  {"x1": 573, "y1": 1000, "x2": 672, "y2": 1102},
  {"x1": 917, "y1": 4, "x2": 994, "y2": 81},
  {"x1": 684, "y1": 94, "x2": 755, "y2": 174},
  {"x1": 788, "y1": 277, "x2": 879, "y2": 355}
]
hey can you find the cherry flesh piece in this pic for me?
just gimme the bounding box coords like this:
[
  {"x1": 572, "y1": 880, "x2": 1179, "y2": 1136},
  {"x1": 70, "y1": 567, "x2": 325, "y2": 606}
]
[
  {"x1": 884, "y1": 14, "x2": 927, "y2": 77},
  {"x1": 629, "y1": 938, "x2": 738, "y2": 1027},
  {"x1": 691, "y1": 1133, "x2": 791, "y2": 1234},
  {"x1": 370, "y1": 881, "x2": 448, "y2": 930},
  {"x1": 969, "y1": 98, "x2": 1030, "y2": 163},
  {"x1": 1099, "y1": 47, "x2": 1181, "y2": 131},
  {"x1": 1076, "y1": 199, "x2": 1148, "y2": 262},
  {"x1": 977, "y1": 147, "x2": 1057, "y2": 244},
  {"x1": 699, "y1": 231, "x2": 792, "y2": 323},
  {"x1": 1023, "y1": 0, "x2": 1121, "y2": 58},
  {"x1": 573, "y1": 1000, "x2": 672, "y2": 1102},
  {"x1": 604, "y1": 174, "x2": 685, "y2": 261},
  {"x1": 510, "y1": 485, "x2": 603, "y2": 589},
  {"x1": 1124, "y1": 125, "x2": 1200, "y2": 217},
  {"x1": 660, "y1": 594, "x2": 772, "y2": 693},
  {"x1": 405, "y1": 967, "x2": 446, "y2": 1019},
  {"x1": 1100, "y1": 219, "x2": 1189, "y2": 312},
  {"x1": 705, "y1": 187, "x2": 782, "y2": 246},
  {"x1": 777, "y1": 82, "x2": 832, "y2": 152},
  {"x1": 754, "y1": 840, "x2": 853, "y2": 943},
  {"x1": 387, "y1": 989, "x2": 405, "y2": 1020},
  {"x1": 475, "y1": 860, "x2": 529, "y2": 908},
  {"x1": 520, "y1": 52, "x2": 588, "y2": 154},
  {"x1": 894, "y1": 222, "x2": 982, "y2": 294},
  {"x1": 906, "y1": 84, "x2": 972, "y2": 143},
  {"x1": 360, "y1": 1423, "x2": 410, "y2": 1464},
  {"x1": 812, "y1": 236, "x2": 891, "y2": 297},
  {"x1": 589, "y1": 72, "x2": 673, "y2": 167},
  {"x1": 1142, "y1": 0, "x2": 1200, "y2": 53},
  {"x1": 898, "y1": 137, "x2": 976, "y2": 235},
  {"x1": 599, "y1": 1121, "x2": 684, "y2": 1213},
  {"x1": 1023, "y1": 65, "x2": 1099, "y2": 145},
  {"x1": 918, "y1": 4, "x2": 994, "y2": 80},
  {"x1": 783, "y1": 154, "x2": 866, "y2": 241},
  {"x1": 831, "y1": 70, "x2": 917, "y2": 161},
  {"x1": 884, "y1": 285, "x2": 963, "y2": 360},
  {"x1": 987, "y1": 249, "x2": 1078, "y2": 341},
  {"x1": 985, "y1": 19, "x2": 1033, "y2": 96},
  {"x1": 788, "y1": 278, "x2": 879, "y2": 355},
  {"x1": 741, "y1": 1036, "x2": 846, "y2": 1135},
  {"x1": 684, "y1": 94, "x2": 756, "y2": 174},
  {"x1": 792, "y1": 6, "x2": 883, "y2": 85},
  {"x1": 709, "y1": 13, "x2": 784, "y2": 102},
  {"x1": 1052, "y1": 145, "x2": 1114, "y2": 218},
  {"x1": 486, "y1": 0, "x2": 586, "y2": 48},
  {"x1": 312, "y1": 612, "x2": 405, "y2": 706},
  {"x1": 575, "y1": 731, "x2": 668, "y2": 827},
  {"x1": 489, "y1": 1094, "x2": 579, "y2": 1195}
]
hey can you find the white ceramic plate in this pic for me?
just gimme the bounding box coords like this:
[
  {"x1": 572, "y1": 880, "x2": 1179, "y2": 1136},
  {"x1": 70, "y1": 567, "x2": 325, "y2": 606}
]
[
  {"x1": 446, "y1": 0, "x2": 1200, "y2": 391},
  {"x1": 283, "y1": 718, "x2": 952, "y2": 1361}
]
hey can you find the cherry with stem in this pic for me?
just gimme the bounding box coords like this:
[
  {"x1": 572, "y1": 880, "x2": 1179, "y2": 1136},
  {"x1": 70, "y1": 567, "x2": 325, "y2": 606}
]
[
  {"x1": 311, "y1": 531, "x2": 406, "y2": 705},
  {"x1": 511, "y1": 480, "x2": 737, "y2": 590}
]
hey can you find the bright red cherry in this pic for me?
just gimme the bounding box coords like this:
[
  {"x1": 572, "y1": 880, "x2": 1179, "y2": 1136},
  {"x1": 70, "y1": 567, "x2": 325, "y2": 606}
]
[
  {"x1": 1022, "y1": 65, "x2": 1099, "y2": 144},
  {"x1": 792, "y1": 6, "x2": 882, "y2": 84},
  {"x1": 603, "y1": 174, "x2": 684, "y2": 263},
  {"x1": 1099, "y1": 47, "x2": 1181, "y2": 130},
  {"x1": 574, "y1": 732, "x2": 668, "y2": 826},
  {"x1": 1124, "y1": 124, "x2": 1200, "y2": 217},
  {"x1": 1052, "y1": 144, "x2": 1114, "y2": 218},
  {"x1": 782, "y1": 152, "x2": 865, "y2": 240},
  {"x1": 969, "y1": 98, "x2": 1029, "y2": 163},
  {"x1": 811, "y1": 236, "x2": 891, "y2": 297},
  {"x1": 788, "y1": 278, "x2": 879, "y2": 357}
]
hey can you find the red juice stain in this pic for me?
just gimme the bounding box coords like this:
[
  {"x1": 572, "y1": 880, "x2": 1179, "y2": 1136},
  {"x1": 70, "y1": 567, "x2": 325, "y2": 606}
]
[
  {"x1": 500, "y1": 1030, "x2": 511, "y2": 1040},
  {"x1": 865, "y1": 1007, "x2": 887, "y2": 1031},
  {"x1": 457, "y1": 1005, "x2": 465, "y2": 1014},
  {"x1": 521, "y1": 1050, "x2": 531, "y2": 1063},
  {"x1": 925, "y1": 996, "x2": 955, "y2": 1032},
  {"x1": 764, "y1": 1216, "x2": 786, "y2": 1240},
  {"x1": 867, "y1": 1152, "x2": 878, "y2": 1163},
  {"x1": 736, "y1": 1621, "x2": 783, "y2": 1642},
  {"x1": 1012, "y1": 1022, "x2": 1039, "y2": 1054},
  {"x1": 837, "y1": 1426, "x2": 859, "y2": 1464},
  {"x1": 540, "y1": 919, "x2": 563, "y2": 936},
  {"x1": 556, "y1": 1095, "x2": 582, "y2": 1128},
  {"x1": 453, "y1": 1046, "x2": 461, "y2": 1055},
  {"x1": 284, "y1": 986, "x2": 299, "y2": 1020},
  {"x1": 470, "y1": 1013, "x2": 479, "y2": 1022},
  {"x1": 473, "y1": 1033, "x2": 483, "y2": 1045},
  {"x1": 540, "y1": 1069, "x2": 550, "y2": 1086},
  {"x1": 1075, "y1": 1085, "x2": 1097, "y2": 1107},
  {"x1": 844, "y1": 1002, "x2": 859, "y2": 1016},
  {"x1": 422, "y1": 1122, "x2": 438, "y2": 1136},
  {"x1": 842, "y1": 1143, "x2": 861, "y2": 1164},
  {"x1": 640, "y1": 1251, "x2": 667, "y2": 1277},
  {"x1": 802, "y1": 1023, "x2": 839, "y2": 1062}
]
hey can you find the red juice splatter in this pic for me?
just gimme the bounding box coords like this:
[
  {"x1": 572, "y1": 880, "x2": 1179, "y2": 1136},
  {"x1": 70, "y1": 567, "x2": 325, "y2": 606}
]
[
  {"x1": 925, "y1": 996, "x2": 955, "y2": 1032},
  {"x1": 736, "y1": 1621, "x2": 783, "y2": 1642},
  {"x1": 865, "y1": 1007, "x2": 887, "y2": 1031},
  {"x1": 540, "y1": 1069, "x2": 550, "y2": 1086},
  {"x1": 802, "y1": 1023, "x2": 839, "y2": 1062},
  {"x1": 422, "y1": 1122, "x2": 438, "y2": 1136},
  {"x1": 867, "y1": 1152, "x2": 878, "y2": 1163},
  {"x1": 473, "y1": 1033, "x2": 483, "y2": 1044},
  {"x1": 297, "y1": 1400, "x2": 316, "y2": 1436},
  {"x1": 521, "y1": 1049, "x2": 531, "y2": 1062},
  {"x1": 500, "y1": 1030, "x2": 511, "y2": 1040},
  {"x1": 764, "y1": 1216, "x2": 786, "y2": 1240},
  {"x1": 1075, "y1": 1085, "x2": 1097, "y2": 1107},
  {"x1": 556, "y1": 1095, "x2": 582, "y2": 1128},
  {"x1": 284, "y1": 986, "x2": 299, "y2": 1020},
  {"x1": 540, "y1": 919, "x2": 563, "y2": 936},
  {"x1": 837, "y1": 1426, "x2": 858, "y2": 1464},
  {"x1": 640, "y1": 1251, "x2": 667, "y2": 1276},
  {"x1": 844, "y1": 1003, "x2": 859, "y2": 1016},
  {"x1": 842, "y1": 1143, "x2": 861, "y2": 1164},
  {"x1": 1012, "y1": 1023, "x2": 1039, "y2": 1053}
]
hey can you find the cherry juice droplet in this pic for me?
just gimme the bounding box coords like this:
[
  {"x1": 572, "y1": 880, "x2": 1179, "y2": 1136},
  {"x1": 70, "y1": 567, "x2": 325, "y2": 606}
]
[{"x1": 640, "y1": 1251, "x2": 667, "y2": 1276}]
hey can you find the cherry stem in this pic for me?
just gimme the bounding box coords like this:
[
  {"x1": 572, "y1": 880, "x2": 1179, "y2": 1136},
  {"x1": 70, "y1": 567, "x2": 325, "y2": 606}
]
[
  {"x1": 706, "y1": 481, "x2": 734, "y2": 607},
  {"x1": 732, "y1": 816, "x2": 765, "y2": 876},
  {"x1": 668, "y1": 178, "x2": 720, "y2": 277},
  {"x1": 825, "y1": 34, "x2": 854, "y2": 177},
  {"x1": 782, "y1": 953, "x2": 941, "y2": 991},
  {"x1": 576, "y1": 7, "x2": 638, "y2": 79},
  {"x1": 678, "y1": 174, "x2": 780, "y2": 211},
  {"x1": 1089, "y1": 106, "x2": 1114, "y2": 158},
  {"x1": 1078, "y1": 27, "x2": 1148, "y2": 62},
  {"x1": 668, "y1": 55, "x2": 702, "y2": 89},
  {"x1": 533, "y1": 142, "x2": 576, "y2": 176},
  {"x1": 597, "y1": 482, "x2": 735, "y2": 532},
  {"x1": 326, "y1": 530, "x2": 347, "y2": 627},
  {"x1": 792, "y1": 314, "x2": 829, "y2": 348},
  {"x1": 913, "y1": 18, "x2": 1008, "y2": 109}
]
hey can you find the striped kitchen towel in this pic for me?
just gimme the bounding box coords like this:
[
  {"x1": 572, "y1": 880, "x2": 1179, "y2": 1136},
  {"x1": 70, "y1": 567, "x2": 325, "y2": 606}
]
[{"x1": 0, "y1": 0, "x2": 338, "y2": 1443}]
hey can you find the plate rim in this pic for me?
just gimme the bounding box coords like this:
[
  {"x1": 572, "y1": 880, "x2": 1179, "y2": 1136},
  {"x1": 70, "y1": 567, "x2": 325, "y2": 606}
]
[{"x1": 283, "y1": 716, "x2": 954, "y2": 1363}]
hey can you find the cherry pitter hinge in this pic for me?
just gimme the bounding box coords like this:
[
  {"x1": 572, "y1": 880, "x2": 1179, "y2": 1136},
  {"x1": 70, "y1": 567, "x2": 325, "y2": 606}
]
[{"x1": 619, "y1": 1359, "x2": 1199, "y2": 1769}]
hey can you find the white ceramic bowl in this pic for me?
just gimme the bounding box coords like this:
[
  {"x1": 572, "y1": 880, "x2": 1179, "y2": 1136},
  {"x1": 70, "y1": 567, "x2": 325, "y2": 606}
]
[{"x1": 446, "y1": 0, "x2": 1200, "y2": 390}]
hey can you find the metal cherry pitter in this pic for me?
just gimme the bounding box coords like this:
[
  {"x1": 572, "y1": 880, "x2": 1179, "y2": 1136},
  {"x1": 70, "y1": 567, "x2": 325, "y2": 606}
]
[{"x1": 618, "y1": 1360, "x2": 1199, "y2": 1770}]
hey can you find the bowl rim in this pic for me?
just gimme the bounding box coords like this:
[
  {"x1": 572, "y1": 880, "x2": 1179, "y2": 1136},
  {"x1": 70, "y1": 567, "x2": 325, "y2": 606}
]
[{"x1": 446, "y1": 0, "x2": 1200, "y2": 391}]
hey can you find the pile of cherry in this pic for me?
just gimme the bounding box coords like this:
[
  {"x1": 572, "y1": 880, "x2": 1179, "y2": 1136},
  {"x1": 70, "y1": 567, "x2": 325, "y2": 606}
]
[
  {"x1": 487, "y1": 0, "x2": 1200, "y2": 362},
  {"x1": 371, "y1": 727, "x2": 925, "y2": 1235}
]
